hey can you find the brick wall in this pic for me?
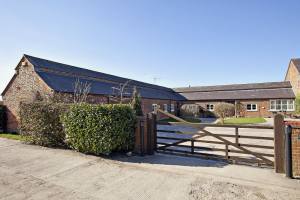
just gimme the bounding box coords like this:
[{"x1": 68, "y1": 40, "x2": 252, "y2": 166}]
[
  {"x1": 240, "y1": 100, "x2": 272, "y2": 117},
  {"x1": 188, "y1": 100, "x2": 293, "y2": 118},
  {"x1": 292, "y1": 128, "x2": 300, "y2": 177},
  {"x1": 141, "y1": 98, "x2": 179, "y2": 119},
  {"x1": 285, "y1": 61, "x2": 300, "y2": 95},
  {"x1": 52, "y1": 92, "x2": 108, "y2": 104},
  {"x1": 3, "y1": 58, "x2": 53, "y2": 132}
]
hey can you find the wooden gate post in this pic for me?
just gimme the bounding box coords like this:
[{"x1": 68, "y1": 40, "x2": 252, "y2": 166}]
[
  {"x1": 134, "y1": 116, "x2": 145, "y2": 155},
  {"x1": 134, "y1": 113, "x2": 157, "y2": 156},
  {"x1": 146, "y1": 112, "x2": 157, "y2": 155},
  {"x1": 274, "y1": 114, "x2": 285, "y2": 173}
]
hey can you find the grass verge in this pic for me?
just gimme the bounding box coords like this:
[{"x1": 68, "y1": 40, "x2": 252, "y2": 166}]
[
  {"x1": 0, "y1": 133, "x2": 25, "y2": 141},
  {"x1": 223, "y1": 117, "x2": 266, "y2": 124}
]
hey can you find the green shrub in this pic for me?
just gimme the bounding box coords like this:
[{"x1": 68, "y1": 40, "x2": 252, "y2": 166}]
[
  {"x1": 131, "y1": 86, "x2": 143, "y2": 116},
  {"x1": 62, "y1": 104, "x2": 136, "y2": 155},
  {"x1": 19, "y1": 102, "x2": 69, "y2": 147},
  {"x1": 0, "y1": 105, "x2": 7, "y2": 132},
  {"x1": 180, "y1": 104, "x2": 202, "y2": 118}
]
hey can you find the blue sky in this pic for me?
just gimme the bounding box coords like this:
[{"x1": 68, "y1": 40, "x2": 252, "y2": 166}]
[{"x1": 0, "y1": 0, "x2": 299, "y2": 94}]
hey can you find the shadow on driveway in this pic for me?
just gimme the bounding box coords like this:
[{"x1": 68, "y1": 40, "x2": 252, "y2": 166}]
[{"x1": 111, "y1": 153, "x2": 228, "y2": 168}]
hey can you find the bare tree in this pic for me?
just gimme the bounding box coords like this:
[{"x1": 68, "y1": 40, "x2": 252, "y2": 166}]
[
  {"x1": 73, "y1": 78, "x2": 91, "y2": 103},
  {"x1": 214, "y1": 103, "x2": 235, "y2": 124},
  {"x1": 110, "y1": 80, "x2": 132, "y2": 104}
]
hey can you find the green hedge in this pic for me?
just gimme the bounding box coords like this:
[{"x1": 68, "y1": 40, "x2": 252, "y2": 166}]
[
  {"x1": 62, "y1": 104, "x2": 136, "y2": 155},
  {"x1": 19, "y1": 103, "x2": 68, "y2": 147},
  {"x1": 0, "y1": 105, "x2": 7, "y2": 132}
]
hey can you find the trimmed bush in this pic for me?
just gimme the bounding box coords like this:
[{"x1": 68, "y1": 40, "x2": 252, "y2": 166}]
[
  {"x1": 0, "y1": 105, "x2": 7, "y2": 132},
  {"x1": 61, "y1": 104, "x2": 136, "y2": 155},
  {"x1": 180, "y1": 104, "x2": 202, "y2": 118},
  {"x1": 19, "y1": 102, "x2": 68, "y2": 147}
]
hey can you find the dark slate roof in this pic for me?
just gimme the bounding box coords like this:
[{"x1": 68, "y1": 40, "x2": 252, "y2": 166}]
[
  {"x1": 24, "y1": 55, "x2": 185, "y2": 101},
  {"x1": 174, "y1": 82, "x2": 295, "y2": 101},
  {"x1": 174, "y1": 82, "x2": 292, "y2": 93}
]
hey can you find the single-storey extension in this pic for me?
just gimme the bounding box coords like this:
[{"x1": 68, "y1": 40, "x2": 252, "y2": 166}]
[{"x1": 174, "y1": 81, "x2": 295, "y2": 118}]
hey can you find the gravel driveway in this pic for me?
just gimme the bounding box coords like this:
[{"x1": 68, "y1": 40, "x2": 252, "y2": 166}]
[{"x1": 0, "y1": 138, "x2": 299, "y2": 200}]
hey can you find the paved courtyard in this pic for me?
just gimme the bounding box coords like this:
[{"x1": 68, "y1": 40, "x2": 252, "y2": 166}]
[{"x1": 0, "y1": 138, "x2": 299, "y2": 200}]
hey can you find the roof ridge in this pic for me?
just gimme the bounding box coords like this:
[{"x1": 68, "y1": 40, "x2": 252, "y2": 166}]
[
  {"x1": 174, "y1": 81, "x2": 291, "y2": 90},
  {"x1": 24, "y1": 54, "x2": 174, "y2": 92}
]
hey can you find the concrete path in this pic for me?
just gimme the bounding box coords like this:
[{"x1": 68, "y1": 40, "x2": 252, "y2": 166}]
[{"x1": 0, "y1": 138, "x2": 299, "y2": 200}]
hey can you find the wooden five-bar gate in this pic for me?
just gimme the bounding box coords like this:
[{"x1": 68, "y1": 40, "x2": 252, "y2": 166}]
[
  {"x1": 135, "y1": 109, "x2": 286, "y2": 170},
  {"x1": 135, "y1": 109, "x2": 285, "y2": 170}
]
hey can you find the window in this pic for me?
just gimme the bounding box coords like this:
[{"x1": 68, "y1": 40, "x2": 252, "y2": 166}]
[
  {"x1": 246, "y1": 104, "x2": 258, "y2": 111},
  {"x1": 152, "y1": 104, "x2": 158, "y2": 112},
  {"x1": 206, "y1": 104, "x2": 214, "y2": 111},
  {"x1": 270, "y1": 100, "x2": 294, "y2": 111},
  {"x1": 170, "y1": 104, "x2": 175, "y2": 112},
  {"x1": 163, "y1": 104, "x2": 168, "y2": 112}
]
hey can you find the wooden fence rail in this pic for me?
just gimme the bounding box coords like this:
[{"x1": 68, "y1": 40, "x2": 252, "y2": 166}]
[
  {"x1": 155, "y1": 109, "x2": 285, "y2": 167},
  {"x1": 134, "y1": 109, "x2": 285, "y2": 171}
]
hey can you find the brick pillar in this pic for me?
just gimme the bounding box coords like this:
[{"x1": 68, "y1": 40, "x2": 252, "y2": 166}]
[{"x1": 292, "y1": 128, "x2": 300, "y2": 177}]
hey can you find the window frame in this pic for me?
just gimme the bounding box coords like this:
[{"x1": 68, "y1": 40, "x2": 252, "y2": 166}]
[
  {"x1": 152, "y1": 104, "x2": 158, "y2": 112},
  {"x1": 246, "y1": 103, "x2": 258, "y2": 112},
  {"x1": 269, "y1": 99, "x2": 295, "y2": 112},
  {"x1": 163, "y1": 104, "x2": 168, "y2": 112},
  {"x1": 206, "y1": 104, "x2": 214, "y2": 111},
  {"x1": 170, "y1": 104, "x2": 175, "y2": 112}
]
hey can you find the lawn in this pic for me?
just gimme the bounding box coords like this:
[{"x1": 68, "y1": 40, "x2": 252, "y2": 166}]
[
  {"x1": 0, "y1": 133, "x2": 25, "y2": 141},
  {"x1": 223, "y1": 117, "x2": 266, "y2": 124},
  {"x1": 158, "y1": 117, "x2": 201, "y2": 123}
]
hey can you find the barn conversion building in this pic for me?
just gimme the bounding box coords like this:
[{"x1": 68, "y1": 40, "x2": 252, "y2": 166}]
[
  {"x1": 174, "y1": 81, "x2": 295, "y2": 118},
  {"x1": 1, "y1": 55, "x2": 185, "y2": 132},
  {"x1": 1, "y1": 55, "x2": 299, "y2": 132},
  {"x1": 285, "y1": 58, "x2": 300, "y2": 95}
]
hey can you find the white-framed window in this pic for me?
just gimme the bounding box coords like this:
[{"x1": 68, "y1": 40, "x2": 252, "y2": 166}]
[
  {"x1": 163, "y1": 104, "x2": 168, "y2": 112},
  {"x1": 206, "y1": 104, "x2": 214, "y2": 111},
  {"x1": 170, "y1": 104, "x2": 175, "y2": 112},
  {"x1": 246, "y1": 104, "x2": 258, "y2": 111},
  {"x1": 270, "y1": 99, "x2": 294, "y2": 111},
  {"x1": 152, "y1": 104, "x2": 158, "y2": 112}
]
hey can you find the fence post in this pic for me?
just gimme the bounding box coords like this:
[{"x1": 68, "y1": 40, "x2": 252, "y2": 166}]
[
  {"x1": 146, "y1": 112, "x2": 157, "y2": 155},
  {"x1": 152, "y1": 113, "x2": 157, "y2": 151},
  {"x1": 191, "y1": 139, "x2": 194, "y2": 154},
  {"x1": 235, "y1": 127, "x2": 239, "y2": 145},
  {"x1": 274, "y1": 114, "x2": 285, "y2": 173},
  {"x1": 285, "y1": 125, "x2": 293, "y2": 178},
  {"x1": 134, "y1": 116, "x2": 145, "y2": 155},
  {"x1": 225, "y1": 144, "x2": 229, "y2": 160}
]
